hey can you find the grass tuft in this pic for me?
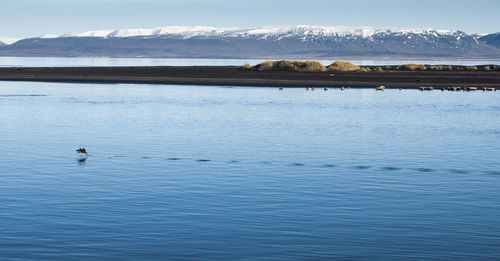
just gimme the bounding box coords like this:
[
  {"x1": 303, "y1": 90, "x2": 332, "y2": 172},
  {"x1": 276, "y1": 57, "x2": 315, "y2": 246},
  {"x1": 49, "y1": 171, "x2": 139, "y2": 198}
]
[
  {"x1": 251, "y1": 60, "x2": 326, "y2": 71},
  {"x1": 239, "y1": 63, "x2": 253, "y2": 71},
  {"x1": 397, "y1": 64, "x2": 427, "y2": 71},
  {"x1": 327, "y1": 61, "x2": 360, "y2": 71}
]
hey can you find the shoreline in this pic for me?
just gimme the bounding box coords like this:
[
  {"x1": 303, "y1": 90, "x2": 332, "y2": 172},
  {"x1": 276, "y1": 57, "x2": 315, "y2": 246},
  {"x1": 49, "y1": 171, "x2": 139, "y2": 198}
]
[
  {"x1": 1, "y1": 66, "x2": 500, "y2": 88},
  {"x1": 2, "y1": 55, "x2": 500, "y2": 61}
]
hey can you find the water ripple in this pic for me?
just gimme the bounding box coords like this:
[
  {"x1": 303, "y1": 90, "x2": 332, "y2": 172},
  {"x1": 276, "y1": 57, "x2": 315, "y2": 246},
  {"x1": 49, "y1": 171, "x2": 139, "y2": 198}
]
[
  {"x1": 0, "y1": 94, "x2": 47, "y2": 97},
  {"x1": 354, "y1": 165, "x2": 372, "y2": 169},
  {"x1": 415, "y1": 168, "x2": 434, "y2": 173},
  {"x1": 381, "y1": 166, "x2": 401, "y2": 171}
]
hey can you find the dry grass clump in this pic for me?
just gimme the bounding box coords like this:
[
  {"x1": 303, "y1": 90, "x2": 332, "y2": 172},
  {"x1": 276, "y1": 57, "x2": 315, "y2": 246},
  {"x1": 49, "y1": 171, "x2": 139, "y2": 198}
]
[
  {"x1": 239, "y1": 63, "x2": 253, "y2": 71},
  {"x1": 240, "y1": 61, "x2": 499, "y2": 72},
  {"x1": 275, "y1": 60, "x2": 297, "y2": 71},
  {"x1": 428, "y1": 65, "x2": 452, "y2": 71},
  {"x1": 255, "y1": 61, "x2": 277, "y2": 71},
  {"x1": 477, "y1": 65, "x2": 498, "y2": 71},
  {"x1": 250, "y1": 60, "x2": 326, "y2": 72},
  {"x1": 397, "y1": 64, "x2": 427, "y2": 71},
  {"x1": 294, "y1": 60, "x2": 327, "y2": 71},
  {"x1": 451, "y1": 66, "x2": 465, "y2": 71},
  {"x1": 327, "y1": 61, "x2": 360, "y2": 71}
]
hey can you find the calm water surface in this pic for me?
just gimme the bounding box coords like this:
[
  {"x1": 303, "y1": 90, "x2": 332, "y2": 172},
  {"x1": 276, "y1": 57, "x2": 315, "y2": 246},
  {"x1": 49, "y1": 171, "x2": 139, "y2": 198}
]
[
  {"x1": 1, "y1": 56, "x2": 499, "y2": 67},
  {"x1": 0, "y1": 81, "x2": 499, "y2": 260}
]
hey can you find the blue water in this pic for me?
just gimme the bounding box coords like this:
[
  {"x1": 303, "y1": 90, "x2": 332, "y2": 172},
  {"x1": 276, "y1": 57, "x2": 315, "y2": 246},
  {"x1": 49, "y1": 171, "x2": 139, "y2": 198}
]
[
  {"x1": 0, "y1": 81, "x2": 499, "y2": 260},
  {"x1": 1, "y1": 56, "x2": 499, "y2": 67}
]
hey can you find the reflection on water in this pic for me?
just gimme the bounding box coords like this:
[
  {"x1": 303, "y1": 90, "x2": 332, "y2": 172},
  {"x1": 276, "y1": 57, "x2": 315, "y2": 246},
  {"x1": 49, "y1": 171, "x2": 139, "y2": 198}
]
[
  {"x1": 0, "y1": 81, "x2": 499, "y2": 260},
  {"x1": 76, "y1": 157, "x2": 87, "y2": 166}
]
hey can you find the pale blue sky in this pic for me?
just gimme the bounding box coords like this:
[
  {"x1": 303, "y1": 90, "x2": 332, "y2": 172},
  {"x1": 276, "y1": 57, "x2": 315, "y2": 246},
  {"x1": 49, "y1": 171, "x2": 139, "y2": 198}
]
[{"x1": 1, "y1": 0, "x2": 499, "y2": 42}]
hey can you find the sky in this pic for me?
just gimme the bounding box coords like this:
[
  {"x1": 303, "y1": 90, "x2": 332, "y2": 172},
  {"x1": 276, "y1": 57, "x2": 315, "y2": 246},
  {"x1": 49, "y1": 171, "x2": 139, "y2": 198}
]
[{"x1": 1, "y1": 0, "x2": 499, "y2": 43}]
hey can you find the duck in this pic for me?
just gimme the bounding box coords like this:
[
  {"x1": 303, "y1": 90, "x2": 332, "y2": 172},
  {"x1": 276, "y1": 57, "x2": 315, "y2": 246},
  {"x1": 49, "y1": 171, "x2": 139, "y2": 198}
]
[{"x1": 76, "y1": 148, "x2": 87, "y2": 155}]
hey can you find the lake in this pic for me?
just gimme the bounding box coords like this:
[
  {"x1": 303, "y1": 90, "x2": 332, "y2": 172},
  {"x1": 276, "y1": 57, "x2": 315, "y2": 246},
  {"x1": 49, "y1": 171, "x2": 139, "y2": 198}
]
[
  {"x1": 0, "y1": 81, "x2": 499, "y2": 260},
  {"x1": 1, "y1": 56, "x2": 500, "y2": 67}
]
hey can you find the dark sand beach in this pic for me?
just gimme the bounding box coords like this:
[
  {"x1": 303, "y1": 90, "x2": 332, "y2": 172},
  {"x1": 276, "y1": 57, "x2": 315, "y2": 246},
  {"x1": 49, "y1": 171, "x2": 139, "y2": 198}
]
[{"x1": 1, "y1": 66, "x2": 499, "y2": 88}]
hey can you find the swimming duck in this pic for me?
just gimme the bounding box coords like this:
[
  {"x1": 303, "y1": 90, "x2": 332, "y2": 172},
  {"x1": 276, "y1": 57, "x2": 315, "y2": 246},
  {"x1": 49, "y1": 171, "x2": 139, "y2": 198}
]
[{"x1": 76, "y1": 148, "x2": 87, "y2": 154}]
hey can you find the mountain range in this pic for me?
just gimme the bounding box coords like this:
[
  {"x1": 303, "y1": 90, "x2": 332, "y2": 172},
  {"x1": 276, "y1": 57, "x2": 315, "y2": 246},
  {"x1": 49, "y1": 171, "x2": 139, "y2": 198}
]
[{"x1": 1, "y1": 25, "x2": 499, "y2": 59}]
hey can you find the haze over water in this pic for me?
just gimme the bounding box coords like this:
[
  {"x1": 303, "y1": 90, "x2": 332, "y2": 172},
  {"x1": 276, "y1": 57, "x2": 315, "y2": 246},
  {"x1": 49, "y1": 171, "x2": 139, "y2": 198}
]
[{"x1": 1, "y1": 76, "x2": 499, "y2": 260}]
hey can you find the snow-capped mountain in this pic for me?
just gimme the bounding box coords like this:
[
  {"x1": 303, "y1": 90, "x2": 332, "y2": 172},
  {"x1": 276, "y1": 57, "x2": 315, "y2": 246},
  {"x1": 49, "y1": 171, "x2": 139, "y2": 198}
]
[
  {"x1": 1, "y1": 25, "x2": 499, "y2": 59},
  {"x1": 480, "y1": 33, "x2": 500, "y2": 49},
  {"x1": 39, "y1": 25, "x2": 458, "y2": 39},
  {"x1": 0, "y1": 41, "x2": 5, "y2": 47}
]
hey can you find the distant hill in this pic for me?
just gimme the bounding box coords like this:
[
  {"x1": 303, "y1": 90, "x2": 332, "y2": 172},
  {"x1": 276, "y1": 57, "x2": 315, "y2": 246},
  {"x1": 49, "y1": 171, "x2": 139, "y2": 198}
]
[
  {"x1": 0, "y1": 41, "x2": 5, "y2": 47},
  {"x1": 1, "y1": 25, "x2": 500, "y2": 59}
]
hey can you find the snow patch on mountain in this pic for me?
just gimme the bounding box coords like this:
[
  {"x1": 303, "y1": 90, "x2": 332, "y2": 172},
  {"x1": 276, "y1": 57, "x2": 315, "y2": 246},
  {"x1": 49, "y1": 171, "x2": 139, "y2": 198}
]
[
  {"x1": 108, "y1": 26, "x2": 233, "y2": 38},
  {"x1": 40, "y1": 34, "x2": 61, "y2": 39},
  {"x1": 62, "y1": 30, "x2": 114, "y2": 38},
  {"x1": 0, "y1": 37, "x2": 22, "y2": 45}
]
